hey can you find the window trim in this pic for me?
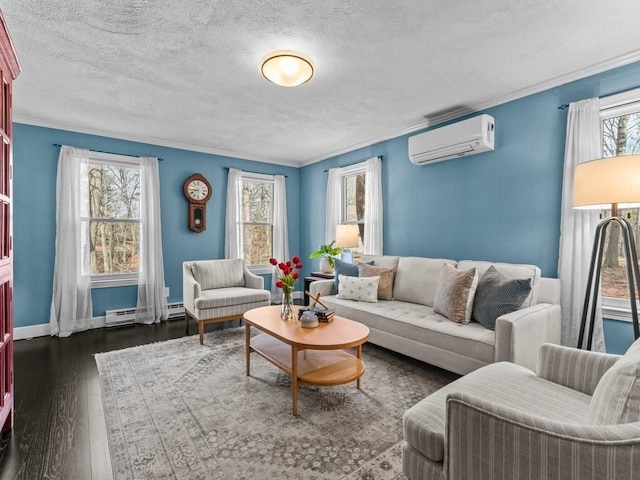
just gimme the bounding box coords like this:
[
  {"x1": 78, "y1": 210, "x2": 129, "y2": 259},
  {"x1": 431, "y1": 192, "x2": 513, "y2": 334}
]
[
  {"x1": 599, "y1": 90, "x2": 640, "y2": 321},
  {"x1": 83, "y1": 151, "x2": 143, "y2": 287}
]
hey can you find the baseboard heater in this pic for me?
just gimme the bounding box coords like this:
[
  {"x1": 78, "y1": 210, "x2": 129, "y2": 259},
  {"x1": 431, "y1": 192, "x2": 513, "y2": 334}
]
[{"x1": 105, "y1": 302, "x2": 185, "y2": 327}]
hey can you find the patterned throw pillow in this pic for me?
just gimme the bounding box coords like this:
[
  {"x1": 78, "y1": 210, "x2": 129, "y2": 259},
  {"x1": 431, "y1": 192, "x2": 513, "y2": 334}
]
[
  {"x1": 336, "y1": 274, "x2": 380, "y2": 303},
  {"x1": 358, "y1": 263, "x2": 396, "y2": 300},
  {"x1": 332, "y1": 258, "x2": 373, "y2": 294},
  {"x1": 472, "y1": 265, "x2": 532, "y2": 330},
  {"x1": 433, "y1": 264, "x2": 478, "y2": 323}
]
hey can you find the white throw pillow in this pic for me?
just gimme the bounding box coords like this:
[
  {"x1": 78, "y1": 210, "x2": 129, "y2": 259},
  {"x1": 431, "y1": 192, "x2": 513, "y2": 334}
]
[{"x1": 336, "y1": 274, "x2": 380, "y2": 303}]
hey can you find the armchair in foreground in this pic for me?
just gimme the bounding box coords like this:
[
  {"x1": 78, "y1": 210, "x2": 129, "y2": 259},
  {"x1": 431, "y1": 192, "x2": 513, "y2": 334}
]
[
  {"x1": 183, "y1": 259, "x2": 271, "y2": 345},
  {"x1": 402, "y1": 340, "x2": 640, "y2": 480}
]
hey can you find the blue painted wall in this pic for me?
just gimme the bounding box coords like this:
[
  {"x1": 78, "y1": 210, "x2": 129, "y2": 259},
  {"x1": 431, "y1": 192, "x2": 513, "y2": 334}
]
[
  {"x1": 13, "y1": 124, "x2": 299, "y2": 328},
  {"x1": 300, "y1": 60, "x2": 640, "y2": 351}
]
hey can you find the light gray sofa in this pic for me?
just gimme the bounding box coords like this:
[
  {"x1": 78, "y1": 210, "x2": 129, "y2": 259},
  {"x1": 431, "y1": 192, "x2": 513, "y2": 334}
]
[
  {"x1": 309, "y1": 255, "x2": 561, "y2": 375},
  {"x1": 402, "y1": 341, "x2": 640, "y2": 480}
]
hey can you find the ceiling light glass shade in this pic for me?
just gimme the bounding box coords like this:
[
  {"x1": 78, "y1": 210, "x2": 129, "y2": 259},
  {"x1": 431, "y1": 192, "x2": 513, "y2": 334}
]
[
  {"x1": 261, "y1": 51, "x2": 314, "y2": 87},
  {"x1": 573, "y1": 154, "x2": 640, "y2": 210}
]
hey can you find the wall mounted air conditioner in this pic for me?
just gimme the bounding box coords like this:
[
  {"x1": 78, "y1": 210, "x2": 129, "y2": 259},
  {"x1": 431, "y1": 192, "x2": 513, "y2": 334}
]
[{"x1": 408, "y1": 114, "x2": 495, "y2": 165}]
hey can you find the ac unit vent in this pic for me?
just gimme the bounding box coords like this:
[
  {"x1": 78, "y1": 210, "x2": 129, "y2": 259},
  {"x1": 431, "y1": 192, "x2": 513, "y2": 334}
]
[
  {"x1": 105, "y1": 308, "x2": 137, "y2": 327},
  {"x1": 167, "y1": 302, "x2": 184, "y2": 319},
  {"x1": 409, "y1": 114, "x2": 495, "y2": 165}
]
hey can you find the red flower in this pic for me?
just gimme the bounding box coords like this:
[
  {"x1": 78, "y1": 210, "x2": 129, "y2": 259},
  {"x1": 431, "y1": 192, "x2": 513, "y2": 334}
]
[
  {"x1": 271, "y1": 254, "x2": 303, "y2": 292},
  {"x1": 292, "y1": 255, "x2": 300, "y2": 264},
  {"x1": 278, "y1": 262, "x2": 285, "y2": 270},
  {"x1": 269, "y1": 258, "x2": 277, "y2": 266},
  {"x1": 292, "y1": 272, "x2": 299, "y2": 280},
  {"x1": 295, "y1": 263, "x2": 303, "y2": 269},
  {"x1": 275, "y1": 280, "x2": 284, "y2": 288}
]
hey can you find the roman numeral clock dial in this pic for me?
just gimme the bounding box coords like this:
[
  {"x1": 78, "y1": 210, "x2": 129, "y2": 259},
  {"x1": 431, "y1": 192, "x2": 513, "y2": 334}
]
[{"x1": 183, "y1": 173, "x2": 212, "y2": 232}]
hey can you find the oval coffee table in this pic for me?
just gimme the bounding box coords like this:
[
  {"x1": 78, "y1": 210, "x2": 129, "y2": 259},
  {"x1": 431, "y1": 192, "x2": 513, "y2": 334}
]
[{"x1": 243, "y1": 305, "x2": 370, "y2": 416}]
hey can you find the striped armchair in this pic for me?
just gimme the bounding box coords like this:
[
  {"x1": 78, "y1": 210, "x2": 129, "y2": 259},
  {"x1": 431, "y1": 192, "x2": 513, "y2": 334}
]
[
  {"x1": 183, "y1": 259, "x2": 271, "y2": 345},
  {"x1": 402, "y1": 340, "x2": 640, "y2": 480}
]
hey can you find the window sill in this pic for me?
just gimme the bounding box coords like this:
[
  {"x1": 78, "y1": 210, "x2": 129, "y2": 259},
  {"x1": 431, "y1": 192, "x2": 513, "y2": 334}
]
[
  {"x1": 248, "y1": 265, "x2": 273, "y2": 275},
  {"x1": 91, "y1": 277, "x2": 138, "y2": 288},
  {"x1": 602, "y1": 304, "x2": 638, "y2": 322}
]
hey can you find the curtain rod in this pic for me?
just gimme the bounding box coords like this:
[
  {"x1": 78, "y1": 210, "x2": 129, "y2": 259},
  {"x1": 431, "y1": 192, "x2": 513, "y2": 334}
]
[
  {"x1": 53, "y1": 144, "x2": 164, "y2": 161},
  {"x1": 223, "y1": 167, "x2": 288, "y2": 178},
  {"x1": 323, "y1": 155, "x2": 383, "y2": 173},
  {"x1": 557, "y1": 86, "x2": 640, "y2": 110}
]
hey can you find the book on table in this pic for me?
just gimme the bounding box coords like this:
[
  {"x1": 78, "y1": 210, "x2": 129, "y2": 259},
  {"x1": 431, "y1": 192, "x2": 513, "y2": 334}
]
[{"x1": 297, "y1": 306, "x2": 335, "y2": 322}]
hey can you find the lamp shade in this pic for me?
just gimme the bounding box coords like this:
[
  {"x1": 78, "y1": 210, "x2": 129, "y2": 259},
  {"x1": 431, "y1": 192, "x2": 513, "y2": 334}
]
[
  {"x1": 573, "y1": 154, "x2": 640, "y2": 210},
  {"x1": 335, "y1": 224, "x2": 359, "y2": 248}
]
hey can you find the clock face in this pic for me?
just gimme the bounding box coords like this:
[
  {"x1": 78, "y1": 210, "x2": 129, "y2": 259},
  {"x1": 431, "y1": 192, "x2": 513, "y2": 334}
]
[{"x1": 187, "y1": 180, "x2": 209, "y2": 201}]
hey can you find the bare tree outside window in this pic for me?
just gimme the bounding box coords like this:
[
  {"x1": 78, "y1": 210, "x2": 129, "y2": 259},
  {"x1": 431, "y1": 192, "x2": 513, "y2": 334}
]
[
  {"x1": 241, "y1": 180, "x2": 274, "y2": 266},
  {"x1": 343, "y1": 173, "x2": 366, "y2": 253},
  {"x1": 87, "y1": 162, "x2": 141, "y2": 276},
  {"x1": 600, "y1": 111, "x2": 640, "y2": 298}
]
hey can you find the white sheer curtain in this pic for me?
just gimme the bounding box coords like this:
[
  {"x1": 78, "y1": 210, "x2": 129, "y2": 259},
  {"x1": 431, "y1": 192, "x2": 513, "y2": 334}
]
[
  {"x1": 326, "y1": 157, "x2": 383, "y2": 255},
  {"x1": 558, "y1": 97, "x2": 604, "y2": 350},
  {"x1": 271, "y1": 175, "x2": 289, "y2": 298},
  {"x1": 325, "y1": 168, "x2": 341, "y2": 245},
  {"x1": 136, "y1": 157, "x2": 167, "y2": 324},
  {"x1": 50, "y1": 146, "x2": 93, "y2": 337},
  {"x1": 364, "y1": 156, "x2": 383, "y2": 255},
  {"x1": 224, "y1": 168, "x2": 243, "y2": 259}
]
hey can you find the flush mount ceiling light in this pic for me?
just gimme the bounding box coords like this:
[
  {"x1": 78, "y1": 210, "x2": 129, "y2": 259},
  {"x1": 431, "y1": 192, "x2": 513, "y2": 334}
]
[{"x1": 260, "y1": 51, "x2": 314, "y2": 87}]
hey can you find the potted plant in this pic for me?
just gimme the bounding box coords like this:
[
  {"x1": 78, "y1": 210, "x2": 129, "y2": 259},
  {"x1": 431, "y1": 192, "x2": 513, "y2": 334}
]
[{"x1": 309, "y1": 240, "x2": 342, "y2": 273}]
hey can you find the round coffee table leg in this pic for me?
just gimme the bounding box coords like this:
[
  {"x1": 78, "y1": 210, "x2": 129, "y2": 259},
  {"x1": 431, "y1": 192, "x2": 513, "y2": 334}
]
[
  {"x1": 356, "y1": 344, "x2": 362, "y2": 389},
  {"x1": 292, "y1": 346, "x2": 299, "y2": 416}
]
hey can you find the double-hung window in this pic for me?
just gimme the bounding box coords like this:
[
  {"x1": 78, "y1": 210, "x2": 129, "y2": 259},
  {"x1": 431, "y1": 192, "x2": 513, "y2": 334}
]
[
  {"x1": 240, "y1": 176, "x2": 274, "y2": 268},
  {"x1": 81, "y1": 153, "x2": 142, "y2": 286},
  {"x1": 599, "y1": 89, "x2": 640, "y2": 319},
  {"x1": 342, "y1": 171, "x2": 366, "y2": 254}
]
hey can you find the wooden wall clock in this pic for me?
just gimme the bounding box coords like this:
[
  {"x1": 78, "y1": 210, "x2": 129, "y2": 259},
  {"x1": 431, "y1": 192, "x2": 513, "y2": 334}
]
[{"x1": 183, "y1": 173, "x2": 212, "y2": 232}]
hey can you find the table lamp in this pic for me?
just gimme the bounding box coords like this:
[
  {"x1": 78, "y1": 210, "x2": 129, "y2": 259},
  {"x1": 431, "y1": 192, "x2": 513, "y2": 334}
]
[
  {"x1": 573, "y1": 154, "x2": 640, "y2": 349},
  {"x1": 336, "y1": 224, "x2": 360, "y2": 264}
]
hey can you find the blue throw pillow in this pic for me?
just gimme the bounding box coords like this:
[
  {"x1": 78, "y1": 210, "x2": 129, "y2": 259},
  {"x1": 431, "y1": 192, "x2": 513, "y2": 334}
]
[
  {"x1": 333, "y1": 258, "x2": 360, "y2": 294},
  {"x1": 472, "y1": 265, "x2": 532, "y2": 330}
]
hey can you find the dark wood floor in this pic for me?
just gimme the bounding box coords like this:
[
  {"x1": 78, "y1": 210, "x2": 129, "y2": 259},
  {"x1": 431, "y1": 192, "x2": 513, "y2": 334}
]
[{"x1": 0, "y1": 318, "x2": 199, "y2": 480}]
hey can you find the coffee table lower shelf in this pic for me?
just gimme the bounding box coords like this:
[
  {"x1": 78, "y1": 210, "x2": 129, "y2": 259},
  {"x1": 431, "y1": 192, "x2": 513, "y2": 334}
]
[{"x1": 250, "y1": 333, "x2": 365, "y2": 386}]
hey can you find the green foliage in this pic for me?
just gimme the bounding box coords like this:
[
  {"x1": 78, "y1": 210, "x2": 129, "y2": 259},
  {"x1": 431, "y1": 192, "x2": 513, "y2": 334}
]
[{"x1": 309, "y1": 240, "x2": 342, "y2": 268}]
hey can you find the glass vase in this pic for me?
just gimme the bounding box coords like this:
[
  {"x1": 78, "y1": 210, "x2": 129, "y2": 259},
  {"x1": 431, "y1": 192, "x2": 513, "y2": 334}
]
[{"x1": 281, "y1": 286, "x2": 294, "y2": 320}]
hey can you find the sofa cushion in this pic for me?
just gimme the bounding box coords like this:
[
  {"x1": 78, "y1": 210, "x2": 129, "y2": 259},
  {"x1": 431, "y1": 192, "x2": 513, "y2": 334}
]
[
  {"x1": 191, "y1": 259, "x2": 245, "y2": 290},
  {"x1": 393, "y1": 257, "x2": 457, "y2": 307},
  {"x1": 433, "y1": 264, "x2": 478, "y2": 324},
  {"x1": 336, "y1": 275, "x2": 379, "y2": 303},
  {"x1": 588, "y1": 337, "x2": 640, "y2": 424},
  {"x1": 458, "y1": 260, "x2": 541, "y2": 306},
  {"x1": 332, "y1": 258, "x2": 373, "y2": 294},
  {"x1": 359, "y1": 263, "x2": 395, "y2": 300},
  {"x1": 472, "y1": 266, "x2": 532, "y2": 330},
  {"x1": 403, "y1": 362, "x2": 591, "y2": 463}
]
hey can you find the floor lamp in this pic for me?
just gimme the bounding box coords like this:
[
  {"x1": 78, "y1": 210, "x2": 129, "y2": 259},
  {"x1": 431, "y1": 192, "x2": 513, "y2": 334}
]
[
  {"x1": 336, "y1": 224, "x2": 359, "y2": 264},
  {"x1": 573, "y1": 154, "x2": 640, "y2": 350}
]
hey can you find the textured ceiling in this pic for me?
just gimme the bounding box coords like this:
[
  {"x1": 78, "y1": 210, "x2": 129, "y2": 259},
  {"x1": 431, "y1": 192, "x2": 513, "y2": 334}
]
[{"x1": 3, "y1": 1, "x2": 640, "y2": 166}]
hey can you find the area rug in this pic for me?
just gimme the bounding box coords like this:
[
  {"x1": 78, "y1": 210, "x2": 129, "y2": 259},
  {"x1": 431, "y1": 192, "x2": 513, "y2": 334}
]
[{"x1": 95, "y1": 327, "x2": 457, "y2": 480}]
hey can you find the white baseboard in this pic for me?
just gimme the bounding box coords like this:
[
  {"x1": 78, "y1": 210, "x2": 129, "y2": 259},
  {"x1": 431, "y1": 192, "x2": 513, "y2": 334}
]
[{"x1": 14, "y1": 316, "x2": 107, "y2": 340}]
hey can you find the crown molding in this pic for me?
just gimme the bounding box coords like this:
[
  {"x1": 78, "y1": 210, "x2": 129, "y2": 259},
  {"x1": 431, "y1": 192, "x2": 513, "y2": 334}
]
[
  {"x1": 12, "y1": 115, "x2": 302, "y2": 168},
  {"x1": 15, "y1": 48, "x2": 640, "y2": 168}
]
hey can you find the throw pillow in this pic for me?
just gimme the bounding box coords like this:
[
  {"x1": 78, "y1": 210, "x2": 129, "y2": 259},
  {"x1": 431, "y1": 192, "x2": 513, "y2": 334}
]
[
  {"x1": 333, "y1": 258, "x2": 359, "y2": 294},
  {"x1": 433, "y1": 264, "x2": 478, "y2": 324},
  {"x1": 336, "y1": 274, "x2": 379, "y2": 303},
  {"x1": 358, "y1": 263, "x2": 396, "y2": 300},
  {"x1": 588, "y1": 337, "x2": 640, "y2": 425},
  {"x1": 472, "y1": 265, "x2": 532, "y2": 330}
]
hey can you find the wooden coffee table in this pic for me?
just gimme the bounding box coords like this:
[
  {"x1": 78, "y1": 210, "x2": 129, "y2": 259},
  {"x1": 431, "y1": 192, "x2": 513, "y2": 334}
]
[{"x1": 243, "y1": 305, "x2": 370, "y2": 416}]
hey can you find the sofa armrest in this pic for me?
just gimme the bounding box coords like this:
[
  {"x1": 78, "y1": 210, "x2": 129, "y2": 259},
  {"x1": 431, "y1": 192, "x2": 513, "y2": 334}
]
[
  {"x1": 243, "y1": 267, "x2": 265, "y2": 290},
  {"x1": 309, "y1": 279, "x2": 334, "y2": 298},
  {"x1": 536, "y1": 343, "x2": 621, "y2": 395},
  {"x1": 494, "y1": 303, "x2": 561, "y2": 371},
  {"x1": 182, "y1": 263, "x2": 200, "y2": 314},
  {"x1": 446, "y1": 392, "x2": 640, "y2": 480}
]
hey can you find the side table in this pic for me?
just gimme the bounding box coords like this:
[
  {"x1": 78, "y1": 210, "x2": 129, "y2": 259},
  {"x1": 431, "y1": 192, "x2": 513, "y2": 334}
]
[{"x1": 303, "y1": 272, "x2": 335, "y2": 305}]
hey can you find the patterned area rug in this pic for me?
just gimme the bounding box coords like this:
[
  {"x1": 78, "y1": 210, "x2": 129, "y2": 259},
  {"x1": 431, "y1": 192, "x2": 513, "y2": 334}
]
[{"x1": 95, "y1": 327, "x2": 457, "y2": 479}]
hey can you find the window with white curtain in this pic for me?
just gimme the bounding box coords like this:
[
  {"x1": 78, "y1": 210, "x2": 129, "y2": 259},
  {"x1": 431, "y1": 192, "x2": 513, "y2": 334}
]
[
  {"x1": 599, "y1": 89, "x2": 640, "y2": 319},
  {"x1": 240, "y1": 177, "x2": 274, "y2": 266},
  {"x1": 82, "y1": 156, "x2": 142, "y2": 285},
  {"x1": 341, "y1": 171, "x2": 366, "y2": 254}
]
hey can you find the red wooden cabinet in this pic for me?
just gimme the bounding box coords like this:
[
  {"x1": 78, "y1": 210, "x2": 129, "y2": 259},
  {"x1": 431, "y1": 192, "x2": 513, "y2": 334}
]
[{"x1": 0, "y1": 10, "x2": 21, "y2": 432}]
